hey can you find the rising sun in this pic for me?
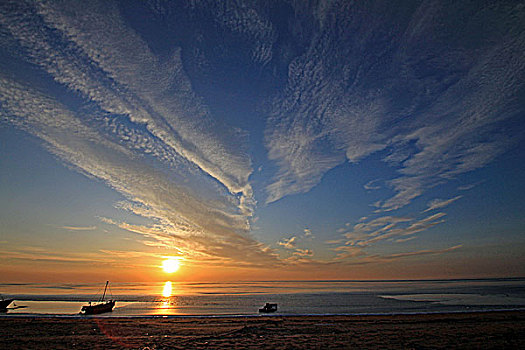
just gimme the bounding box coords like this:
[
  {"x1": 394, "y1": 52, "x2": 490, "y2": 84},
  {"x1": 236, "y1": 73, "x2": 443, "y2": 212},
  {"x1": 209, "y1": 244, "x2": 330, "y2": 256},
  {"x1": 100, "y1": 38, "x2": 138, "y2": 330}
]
[{"x1": 161, "y1": 258, "x2": 180, "y2": 273}]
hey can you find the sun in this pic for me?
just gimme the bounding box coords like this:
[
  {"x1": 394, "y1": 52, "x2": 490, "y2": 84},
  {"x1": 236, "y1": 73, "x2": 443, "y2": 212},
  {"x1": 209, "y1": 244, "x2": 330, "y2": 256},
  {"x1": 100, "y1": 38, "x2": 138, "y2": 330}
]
[{"x1": 161, "y1": 258, "x2": 180, "y2": 273}]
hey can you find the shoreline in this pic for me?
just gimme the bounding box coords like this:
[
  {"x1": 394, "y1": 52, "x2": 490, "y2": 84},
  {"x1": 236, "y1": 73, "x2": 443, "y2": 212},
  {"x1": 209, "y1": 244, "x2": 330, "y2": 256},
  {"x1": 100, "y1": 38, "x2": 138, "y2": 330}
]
[
  {"x1": 2, "y1": 306, "x2": 525, "y2": 319},
  {"x1": 1, "y1": 310, "x2": 524, "y2": 349}
]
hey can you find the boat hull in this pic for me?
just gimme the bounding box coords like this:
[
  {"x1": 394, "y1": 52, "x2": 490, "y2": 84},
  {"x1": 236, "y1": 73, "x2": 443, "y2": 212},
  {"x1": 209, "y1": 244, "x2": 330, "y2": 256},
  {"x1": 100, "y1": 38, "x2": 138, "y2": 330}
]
[
  {"x1": 259, "y1": 303, "x2": 278, "y2": 313},
  {"x1": 81, "y1": 300, "x2": 115, "y2": 315}
]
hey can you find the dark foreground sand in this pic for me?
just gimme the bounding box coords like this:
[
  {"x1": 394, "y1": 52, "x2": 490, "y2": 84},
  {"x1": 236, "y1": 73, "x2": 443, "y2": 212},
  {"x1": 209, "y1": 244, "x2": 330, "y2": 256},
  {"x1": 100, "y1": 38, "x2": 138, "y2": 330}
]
[{"x1": 1, "y1": 311, "x2": 524, "y2": 349}]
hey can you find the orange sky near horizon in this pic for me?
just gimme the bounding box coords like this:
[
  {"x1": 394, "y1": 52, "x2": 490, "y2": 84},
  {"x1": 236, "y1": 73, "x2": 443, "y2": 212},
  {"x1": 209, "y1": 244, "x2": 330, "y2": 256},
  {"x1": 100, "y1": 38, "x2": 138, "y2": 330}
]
[{"x1": 2, "y1": 241, "x2": 524, "y2": 284}]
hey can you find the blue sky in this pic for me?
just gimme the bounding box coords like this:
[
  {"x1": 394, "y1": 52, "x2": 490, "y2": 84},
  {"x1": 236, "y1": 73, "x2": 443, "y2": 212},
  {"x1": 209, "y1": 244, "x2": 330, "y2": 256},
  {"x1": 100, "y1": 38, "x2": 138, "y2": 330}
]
[{"x1": 1, "y1": 0, "x2": 524, "y2": 281}]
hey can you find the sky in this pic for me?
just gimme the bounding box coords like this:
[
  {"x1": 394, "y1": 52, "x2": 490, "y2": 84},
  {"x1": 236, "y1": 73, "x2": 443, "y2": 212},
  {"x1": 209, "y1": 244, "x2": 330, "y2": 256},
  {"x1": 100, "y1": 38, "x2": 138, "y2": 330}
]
[{"x1": 1, "y1": 0, "x2": 524, "y2": 283}]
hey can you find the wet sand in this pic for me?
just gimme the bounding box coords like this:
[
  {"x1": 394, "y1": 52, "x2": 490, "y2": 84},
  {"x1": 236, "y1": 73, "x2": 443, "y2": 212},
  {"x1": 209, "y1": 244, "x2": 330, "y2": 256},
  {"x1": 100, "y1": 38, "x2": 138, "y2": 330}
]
[{"x1": 1, "y1": 311, "x2": 524, "y2": 349}]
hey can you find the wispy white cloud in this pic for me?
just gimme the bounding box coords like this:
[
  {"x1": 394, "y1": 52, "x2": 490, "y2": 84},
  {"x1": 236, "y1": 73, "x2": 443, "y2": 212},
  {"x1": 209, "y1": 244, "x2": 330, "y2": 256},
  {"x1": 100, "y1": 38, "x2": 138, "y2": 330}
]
[
  {"x1": 458, "y1": 181, "x2": 485, "y2": 191},
  {"x1": 379, "y1": 245, "x2": 462, "y2": 261},
  {"x1": 0, "y1": 72, "x2": 276, "y2": 267},
  {"x1": 99, "y1": 249, "x2": 163, "y2": 260},
  {"x1": 341, "y1": 213, "x2": 445, "y2": 248},
  {"x1": 332, "y1": 245, "x2": 365, "y2": 260},
  {"x1": 61, "y1": 226, "x2": 97, "y2": 231},
  {"x1": 0, "y1": 1, "x2": 293, "y2": 267},
  {"x1": 1, "y1": 0, "x2": 254, "y2": 213},
  {"x1": 0, "y1": 247, "x2": 112, "y2": 264},
  {"x1": 293, "y1": 248, "x2": 313, "y2": 257},
  {"x1": 395, "y1": 236, "x2": 417, "y2": 243},
  {"x1": 303, "y1": 228, "x2": 313, "y2": 238},
  {"x1": 364, "y1": 180, "x2": 381, "y2": 191},
  {"x1": 339, "y1": 245, "x2": 463, "y2": 266},
  {"x1": 326, "y1": 209, "x2": 457, "y2": 265},
  {"x1": 264, "y1": 1, "x2": 525, "y2": 210},
  {"x1": 278, "y1": 235, "x2": 316, "y2": 260},
  {"x1": 278, "y1": 236, "x2": 297, "y2": 250},
  {"x1": 423, "y1": 196, "x2": 463, "y2": 213}
]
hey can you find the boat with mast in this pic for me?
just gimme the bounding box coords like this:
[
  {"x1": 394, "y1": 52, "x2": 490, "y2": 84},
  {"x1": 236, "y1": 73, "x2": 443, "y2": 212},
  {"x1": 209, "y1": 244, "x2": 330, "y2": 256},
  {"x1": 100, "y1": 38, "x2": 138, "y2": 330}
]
[{"x1": 80, "y1": 281, "x2": 115, "y2": 315}]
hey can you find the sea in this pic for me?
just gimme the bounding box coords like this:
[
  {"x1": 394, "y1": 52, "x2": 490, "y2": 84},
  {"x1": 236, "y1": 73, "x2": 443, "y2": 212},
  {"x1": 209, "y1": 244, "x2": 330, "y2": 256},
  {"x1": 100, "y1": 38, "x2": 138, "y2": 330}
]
[{"x1": 1, "y1": 278, "x2": 525, "y2": 317}]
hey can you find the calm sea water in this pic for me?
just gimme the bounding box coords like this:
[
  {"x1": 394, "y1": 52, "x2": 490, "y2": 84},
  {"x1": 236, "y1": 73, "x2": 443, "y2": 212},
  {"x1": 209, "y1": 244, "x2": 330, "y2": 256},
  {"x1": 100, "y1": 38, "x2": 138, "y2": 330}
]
[{"x1": 1, "y1": 278, "x2": 525, "y2": 317}]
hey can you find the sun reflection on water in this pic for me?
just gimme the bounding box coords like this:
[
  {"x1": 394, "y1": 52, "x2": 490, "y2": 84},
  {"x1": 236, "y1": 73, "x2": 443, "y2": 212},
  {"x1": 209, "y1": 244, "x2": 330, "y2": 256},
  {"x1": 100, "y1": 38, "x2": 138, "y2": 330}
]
[
  {"x1": 162, "y1": 281, "x2": 172, "y2": 298},
  {"x1": 154, "y1": 281, "x2": 182, "y2": 315}
]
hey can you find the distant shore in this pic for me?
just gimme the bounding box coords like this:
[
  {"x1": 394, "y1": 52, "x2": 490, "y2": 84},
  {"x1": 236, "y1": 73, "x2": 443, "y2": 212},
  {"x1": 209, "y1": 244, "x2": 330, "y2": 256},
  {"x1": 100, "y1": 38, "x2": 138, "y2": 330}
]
[{"x1": 1, "y1": 310, "x2": 524, "y2": 349}]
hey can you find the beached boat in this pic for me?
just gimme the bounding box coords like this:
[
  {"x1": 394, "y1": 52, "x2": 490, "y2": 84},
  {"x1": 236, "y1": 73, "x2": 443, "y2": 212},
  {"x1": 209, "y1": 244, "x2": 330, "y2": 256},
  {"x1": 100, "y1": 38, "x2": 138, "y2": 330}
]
[
  {"x1": 0, "y1": 297, "x2": 14, "y2": 311},
  {"x1": 259, "y1": 303, "x2": 278, "y2": 313},
  {"x1": 81, "y1": 281, "x2": 115, "y2": 315}
]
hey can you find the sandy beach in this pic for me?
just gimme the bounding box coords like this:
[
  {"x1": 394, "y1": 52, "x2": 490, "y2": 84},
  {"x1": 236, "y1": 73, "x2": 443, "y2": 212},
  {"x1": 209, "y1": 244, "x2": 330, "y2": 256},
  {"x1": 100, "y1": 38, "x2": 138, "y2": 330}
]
[{"x1": 1, "y1": 311, "x2": 524, "y2": 349}]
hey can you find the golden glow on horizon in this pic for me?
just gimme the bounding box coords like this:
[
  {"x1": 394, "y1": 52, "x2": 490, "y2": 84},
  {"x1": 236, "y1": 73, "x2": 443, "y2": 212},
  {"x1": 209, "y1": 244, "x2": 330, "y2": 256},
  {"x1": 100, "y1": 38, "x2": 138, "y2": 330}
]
[
  {"x1": 162, "y1": 281, "x2": 172, "y2": 298},
  {"x1": 161, "y1": 257, "x2": 180, "y2": 274}
]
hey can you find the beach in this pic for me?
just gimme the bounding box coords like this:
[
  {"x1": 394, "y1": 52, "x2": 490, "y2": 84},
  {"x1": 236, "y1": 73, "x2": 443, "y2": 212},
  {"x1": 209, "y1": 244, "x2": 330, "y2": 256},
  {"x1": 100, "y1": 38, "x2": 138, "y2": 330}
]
[{"x1": 1, "y1": 311, "x2": 524, "y2": 349}]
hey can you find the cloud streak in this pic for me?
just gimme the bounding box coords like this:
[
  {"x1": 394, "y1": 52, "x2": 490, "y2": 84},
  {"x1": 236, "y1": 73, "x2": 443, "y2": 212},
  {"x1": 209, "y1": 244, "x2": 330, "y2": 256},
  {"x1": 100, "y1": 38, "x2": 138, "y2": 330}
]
[
  {"x1": 278, "y1": 236, "x2": 297, "y2": 250},
  {"x1": 1, "y1": 0, "x2": 254, "y2": 211},
  {"x1": 340, "y1": 213, "x2": 446, "y2": 249},
  {"x1": 0, "y1": 64, "x2": 274, "y2": 267},
  {"x1": 341, "y1": 245, "x2": 463, "y2": 266},
  {"x1": 423, "y1": 196, "x2": 463, "y2": 213},
  {"x1": 61, "y1": 226, "x2": 97, "y2": 231},
  {"x1": 264, "y1": 0, "x2": 525, "y2": 210}
]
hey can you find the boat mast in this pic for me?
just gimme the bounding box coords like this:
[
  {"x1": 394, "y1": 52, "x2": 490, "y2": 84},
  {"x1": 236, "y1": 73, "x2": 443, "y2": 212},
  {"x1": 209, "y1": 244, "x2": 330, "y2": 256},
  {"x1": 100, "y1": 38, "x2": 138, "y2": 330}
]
[{"x1": 101, "y1": 281, "x2": 109, "y2": 301}]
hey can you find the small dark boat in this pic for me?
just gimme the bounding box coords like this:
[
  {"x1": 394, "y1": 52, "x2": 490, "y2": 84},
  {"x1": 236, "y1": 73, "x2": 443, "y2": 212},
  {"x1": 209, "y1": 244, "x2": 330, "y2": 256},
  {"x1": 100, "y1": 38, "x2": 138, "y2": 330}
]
[
  {"x1": 259, "y1": 303, "x2": 278, "y2": 313},
  {"x1": 81, "y1": 281, "x2": 115, "y2": 315},
  {"x1": 81, "y1": 300, "x2": 115, "y2": 315},
  {"x1": 0, "y1": 297, "x2": 14, "y2": 311}
]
